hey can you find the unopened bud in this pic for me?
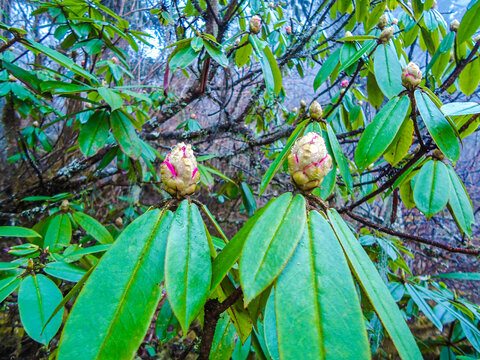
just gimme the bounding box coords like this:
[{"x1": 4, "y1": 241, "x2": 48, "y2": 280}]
[
  {"x1": 115, "y1": 217, "x2": 123, "y2": 228},
  {"x1": 379, "y1": 26, "x2": 394, "y2": 43},
  {"x1": 357, "y1": 100, "x2": 363, "y2": 106},
  {"x1": 340, "y1": 89, "x2": 346, "y2": 94},
  {"x1": 8, "y1": 46, "x2": 14, "y2": 51},
  {"x1": 344, "y1": 31, "x2": 353, "y2": 38},
  {"x1": 286, "y1": 25, "x2": 292, "y2": 35},
  {"x1": 111, "y1": 56, "x2": 119, "y2": 64},
  {"x1": 392, "y1": 18, "x2": 398, "y2": 25},
  {"x1": 292, "y1": 107, "x2": 298, "y2": 113},
  {"x1": 60, "y1": 200, "x2": 70, "y2": 212},
  {"x1": 401, "y1": 62, "x2": 422, "y2": 89},
  {"x1": 341, "y1": 79, "x2": 349, "y2": 88},
  {"x1": 300, "y1": 100, "x2": 307, "y2": 108},
  {"x1": 378, "y1": 14, "x2": 388, "y2": 30},
  {"x1": 433, "y1": 149, "x2": 445, "y2": 160},
  {"x1": 450, "y1": 20, "x2": 459, "y2": 32},
  {"x1": 32, "y1": 121, "x2": 39, "y2": 127},
  {"x1": 161, "y1": 143, "x2": 201, "y2": 198},
  {"x1": 235, "y1": 38, "x2": 240, "y2": 45},
  {"x1": 190, "y1": 113, "x2": 197, "y2": 119},
  {"x1": 8, "y1": 75, "x2": 17, "y2": 82},
  {"x1": 249, "y1": 15, "x2": 262, "y2": 34},
  {"x1": 268, "y1": 2, "x2": 274, "y2": 8},
  {"x1": 287, "y1": 132, "x2": 333, "y2": 191},
  {"x1": 309, "y1": 101, "x2": 323, "y2": 120}
]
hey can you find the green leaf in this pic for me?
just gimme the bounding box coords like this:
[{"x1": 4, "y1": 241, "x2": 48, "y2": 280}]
[
  {"x1": 203, "y1": 40, "x2": 229, "y2": 67},
  {"x1": 415, "y1": 90, "x2": 459, "y2": 161},
  {"x1": 165, "y1": 201, "x2": 211, "y2": 332},
  {"x1": 384, "y1": 119, "x2": 414, "y2": 166},
  {"x1": 155, "y1": 300, "x2": 179, "y2": 345},
  {"x1": 18, "y1": 274, "x2": 64, "y2": 345},
  {"x1": 44, "y1": 214, "x2": 72, "y2": 251},
  {"x1": 0, "y1": 276, "x2": 22, "y2": 303},
  {"x1": 57, "y1": 209, "x2": 173, "y2": 360},
  {"x1": 0, "y1": 226, "x2": 41, "y2": 238},
  {"x1": 314, "y1": 49, "x2": 340, "y2": 91},
  {"x1": 459, "y1": 58, "x2": 480, "y2": 97},
  {"x1": 210, "y1": 313, "x2": 237, "y2": 360},
  {"x1": 413, "y1": 160, "x2": 450, "y2": 218},
  {"x1": 210, "y1": 199, "x2": 273, "y2": 294},
  {"x1": 373, "y1": 44, "x2": 403, "y2": 99},
  {"x1": 328, "y1": 209, "x2": 422, "y2": 360},
  {"x1": 446, "y1": 165, "x2": 475, "y2": 236},
  {"x1": 259, "y1": 121, "x2": 307, "y2": 195},
  {"x1": 239, "y1": 193, "x2": 306, "y2": 305},
  {"x1": 263, "y1": 290, "x2": 280, "y2": 360},
  {"x1": 432, "y1": 272, "x2": 480, "y2": 280},
  {"x1": 367, "y1": 71, "x2": 384, "y2": 108},
  {"x1": 326, "y1": 123, "x2": 353, "y2": 192},
  {"x1": 44, "y1": 262, "x2": 86, "y2": 282},
  {"x1": 235, "y1": 35, "x2": 252, "y2": 68},
  {"x1": 263, "y1": 46, "x2": 282, "y2": 95},
  {"x1": 240, "y1": 182, "x2": 257, "y2": 217},
  {"x1": 0, "y1": 262, "x2": 20, "y2": 270},
  {"x1": 72, "y1": 212, "x2": 114, "y2": 244},
  {"x1": 98, "y1": 87, "x2": 123, "y2": 110},
  {"x1": 405, "y1": 283, "x2": 443, "y2": 331},
  {"x1": 275, "y1": 211, "x2": 370, "y2": 359},
  {"x1": 110, "y1": 110, "x2": 142, "y2": 159},
  {"x1": 339, "y1": 40, "x2": 376, "y2": 73},
  {"x1": 79, "y1": 111, "x2": 109, "y2": 156},
  {"x1": 457, "y1": 0, "x2": 480, "y2": 45},
  {"x1": 441, "y1": 102, "x2": 480, "y2": 116},
  {"x1": 355, "y1": 96, "x2": 411, "y2": 169}
]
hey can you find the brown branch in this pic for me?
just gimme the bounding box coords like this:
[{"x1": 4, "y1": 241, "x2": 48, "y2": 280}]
[
  {"x1": 437, "y1": 40, "x2": 480, "y2": 94},
  {"x1": 345, "y1": 211, "x2": 480, "y2": 255}
]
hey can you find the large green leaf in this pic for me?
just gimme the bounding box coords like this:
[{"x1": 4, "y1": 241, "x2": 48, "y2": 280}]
[
  {"x1": 0, "y1": 276, "x2": 22, "y2": 303},
  {"x1": 79, "y1": 111, "x2": 109, "y2": 156},
  {"x1": 0, "y1": 226, "x2": 41, "y2": 238},
  {"x1": 415, "y1": 90, "x2": 460, "y2": 161},
  {"x1": 459, "y1": 58, "x2": 480, "y2": 97},
  {"x1": 210, "y1": 313, "x2": 237, "y2": 360},
  {"x1": 275, "y1": 211, "x2": 370, "y2": 360},
  {"x1": 18, "y1": 274, "x2": 64, "y2": 345},
  {"x1": 239, "y1": 193, "x2": 306, "y2": 305},
  {"x1": 165, "y1": 201, "x2": 211, "y2": 332},
  {"x1": 457, "y1": 0, "x2": 480, "y2": 45},
  {"x1": 44, "y1": 214, "x2": 72, "y2": 251},
  {"x1": 263, "y1": 290, "x2": 280, "y2": 360},
  {"x1": 384, "y1": 119, "x2": 414, "y2": 166},
  {"x1": 326, "y1": 123, "x2": 353, "y2": 191},
  {"x1": 57, "y1": 209, "x2": 173, "y2": 360},
  {"x1": 73, "y1": 211, "x2": 114, "y2": 244},
  {"x1": 110, "y1": 109, "x2": 142, "y2": 159},
  {"x1": 446, "y1": 165, "x2": 475, "y2": 236},
  {"x1": 259, "y1": 121, "x2": 307, "y2": 195},
  {"x1": 44, "y1": 262, "x2": 87, "y2": 283},
  {"x1": 203, "y1": 40, "x2": 229, "y2": 67},
  {"x1": 314, "y1": 48, "x2": 340, "y2": 91},
  {"x1": 355, "y1": 96, "x2": 410, "y2": 169},
  {"x1": 413, "y1": 160, "x2": 450, "y2": 218},
  {"x1": 98, "y1": 87, "x2": 123, "y2": 110},
  {"x1": 373, "y1": 44, "x2": 403, "y2": 99},
  {"x1": 328, "y1": 210, "x2": 422, "y2": 360},
  {"x1": 263, "y1": 46, "x2": 282, "y2": 95},
  {"x1": 210, "y1": 199, "x2": 273, "y2": 294}
]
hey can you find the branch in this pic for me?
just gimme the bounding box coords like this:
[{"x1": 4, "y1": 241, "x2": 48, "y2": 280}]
[{"x1": 345, "y1": 211, "x2": 480, "y2": 255}]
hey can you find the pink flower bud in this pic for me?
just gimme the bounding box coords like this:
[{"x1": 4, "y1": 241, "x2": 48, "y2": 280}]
[
  {"x1": 401, "y1": 62, "x2": 422, "y2": 89},
  {"x1": 111, "y1": 56, "x2": 119, "y2": 64},
  {"x1": 250, "y1": 15, "x2": 262, "y2": 34},
  {"x1": 286, "y1": 25, "x2": 292, "y2": 34},
  {"x1": 341, "y1": 79, "x2": 349, "y2": 88},
  {"x1": 191, "y1": 113, "x2": 197, "y2": 119},
  {"x1": 287, "y1": 132, "x2": 333, "y2": 191},
  {"x1": 161, "y1": 143, "x2": 201, "y2": 198}
]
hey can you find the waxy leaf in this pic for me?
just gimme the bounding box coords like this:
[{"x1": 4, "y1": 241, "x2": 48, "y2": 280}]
[
  {"x1": 314, "y1": 49, "x2": 340, "y2": 91},
  {"x1": 446, "y1": 165, "x2": 475, "y2": 236},
  {"x1": 326, "y1": 123, "x2": 353, "y2": 191},
  {"x1": 0, "y1": 226, "x2": 41, "y2": 238},
  {"x1": 78, "y1": 111, "x2": 109, "y2": 157},
  {"x1": 457, "y1": 0, "x2": 480, "y2": 45},
  {"x1": 110, "y1": 109, "x2": 142, "y2": 159},
  {"x1": 413, "y1": 160, "x2": 450, "y2": 218},
  {"x1": 73, "y1": 212, "x2": 114, "y2": 244},
  {"x1": 44, "y1": 214, "x2": 72, "y2": 251},
  {"x1": 0, "y1": 276, "x2": 22, "y2": 303},
  {"x1": 405, "y1": 283, "x2": 443, "y2": 331},
  {"x1": 415, "y1": 90, "x2": 460, "y2": 162},
  {"x1": 355, "y1": 96, "x2": 410, "y2": 169},
  {"x1": 275, "y1": 211, "x2": 370, "y2": 360},
  {"x1": 44, "y1": 262, "x2": 87, "y2": 283},
  {"x1": 165, "y1": 201, "x2": 211, "y2": 332},
  {"x1": 57, "y1": 209, "x2": 173, "y2": 360},
  {"x1": 239, "y1": 193, "x2": 306, "y2": 305},
  {"x1": 18, "y1": 274, "x2": 64, "y2": 345},
  {"x1": 328, "y1": 210, "x2": 422, "y2": 360},
  {"x1": 384, "y1": 119, "x2": 414, "y2": 166},
  {"x1": 373, "y1": 44, "x2": 403, "y2": 99}
]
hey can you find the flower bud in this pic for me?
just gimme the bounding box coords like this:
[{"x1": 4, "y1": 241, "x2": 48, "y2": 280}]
[
  {"x1": 292, "y1": 107, "x2": 298, "y2": 113},
  {"x1": 341, "y1": 79, "x2": 349, "y2": 88},
  {"x1": 8, "y1": 75, "x2": 17, "y2": 82},
  {"x1": 60, "y1": 200, "x2": 69, "y2": 212},
  {"x1": 286, "y1": 25, "x2": 292, "y2": 34},
  {"x1": 249, "y1": 15, "x2": 262, "y2": 34},
  {"x1": 344, "y1": 31, "x2": 353, "y2": 38},
  {"x1": 340, "y1": 88, "x2": 345, "y2": 94},
  {"x1": 32, "y1": 121, "x2": 39, "y2": 128},
  {"x1": 433, "y1": 149, "x2": 445, "y2": 161},
  {"x1": 450, "y1": 20, "x2": 459, "y2": 32},
  {"x1": 111, "y1": 56, "x2": 119, "y2": 64},
  {"x1": 379, "y1": 26, "x2": 394, "y2": 43},
  {"x1": 378, "y1": 14, "x2": 388, "y2": 30},
  {"x1": 287, "y1": 132, "x2": 333, "y2": 191},
  {"x1": 191, "y1": 113, "x2": 197, "y2": 119},
  {"x1": 268, "y1": 2, "x2": 274, "y2": 8},
  {"x1": 161, "y1": 143, "x2": 200, "y2": 198},
  {"x1": 401, "y1": 62, "x2": 422, "y2": 89},
  {"x1": 300, "y1": 100, "x2": 307, "y2": 108},
  {"x1": 309, "y1": 101, "x2": 323, "y2": 120},
  {"x1": 357, "y1": 100, "x2": 363, "y2": 106},
  {"x1": 235, "y1": 38, "x2": 241, "y2": 45},
  {"x1": 115, "y1": 217, "x2": 123, "y2": 228},
  {"x1": 392, "y1": 18, "x2": 398, "y2": 25}
]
